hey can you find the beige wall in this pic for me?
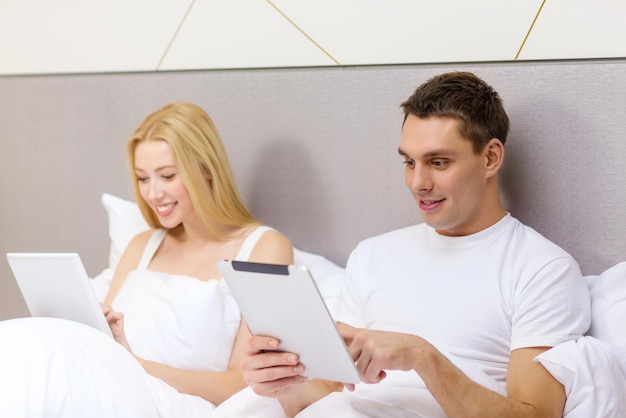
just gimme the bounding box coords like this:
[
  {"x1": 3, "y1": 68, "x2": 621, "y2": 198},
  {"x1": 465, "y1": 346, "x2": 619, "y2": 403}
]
[{"x1": 1, "y1": 59, "x2": 625, "y2": 320}]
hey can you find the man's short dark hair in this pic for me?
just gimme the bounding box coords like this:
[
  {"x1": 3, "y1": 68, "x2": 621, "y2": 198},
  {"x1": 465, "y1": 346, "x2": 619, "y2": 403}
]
[{"x1": 401, "y1": 72, "x2": 510, "y2": 153}]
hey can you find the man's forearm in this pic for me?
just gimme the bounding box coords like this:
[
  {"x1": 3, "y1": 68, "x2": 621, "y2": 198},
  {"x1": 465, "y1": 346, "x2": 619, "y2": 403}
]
[{"x1": 418, "y1": 347, "x2": 564, "y2": 418}]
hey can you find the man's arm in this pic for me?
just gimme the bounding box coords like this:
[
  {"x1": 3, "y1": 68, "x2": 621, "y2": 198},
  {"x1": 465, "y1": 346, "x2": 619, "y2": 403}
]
[
  {"x1": 348, "y1": 326, "x2": 565, "y2": 418},
  {"x1": 418, "y1": 346, "x2": 564, "y2": 417},
  {"x1": 242, "y1": 325, "x2": 565, "y2": 418}
]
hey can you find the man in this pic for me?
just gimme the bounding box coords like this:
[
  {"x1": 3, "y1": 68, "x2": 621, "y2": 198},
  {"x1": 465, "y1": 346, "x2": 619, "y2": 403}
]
[{"x1": 240, "y1": 72, "x2": 591, "y2": 417}]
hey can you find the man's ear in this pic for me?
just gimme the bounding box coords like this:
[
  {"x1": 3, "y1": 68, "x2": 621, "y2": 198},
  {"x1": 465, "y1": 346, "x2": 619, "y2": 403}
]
[{"x1": 484, "y1": 138, "x2": 505, "y2": 177}]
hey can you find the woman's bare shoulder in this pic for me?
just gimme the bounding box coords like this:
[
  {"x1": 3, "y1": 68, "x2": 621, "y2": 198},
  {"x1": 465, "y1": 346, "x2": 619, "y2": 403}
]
[
  {"x1": 126, "y1": 229, "x2": 155, "y2": 249},
  {"x1": 249, "y1": 227, "x2": 294, "y2": 265},
  {"x1": 103, "y1": 229, "x2": 158, "y2": 304}
]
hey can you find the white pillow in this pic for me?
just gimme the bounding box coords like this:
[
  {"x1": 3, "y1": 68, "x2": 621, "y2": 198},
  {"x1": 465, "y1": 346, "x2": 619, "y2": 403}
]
[
  {"x1": 94, "y1": 193, "x2": 345, "y2": 309},
  {"x1": 535, "y1": 336, "x2": 626, "y2": 418},
  {"x1": 101, "y1": 193, "x2": 150, "y2": 270},
  {"x1": 584, "y1": 262, "x2": 626, "y2": 377},
  {"x1": 293, "y1": 248, "x2": 344, "y2": 316},
  {"x1": 90, "y1": 193, "x2": 150, "y2": 301}
]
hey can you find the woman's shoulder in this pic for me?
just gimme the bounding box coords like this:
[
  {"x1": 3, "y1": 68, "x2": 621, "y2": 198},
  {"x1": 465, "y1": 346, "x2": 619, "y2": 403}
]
[
  {"x1": 104, "y1": 229, "x2": 161, "y2": 304},
  {"x1": 126, "y1": 228, "x2": 159, "y2": 250},
  {"x1": 247, "y1": 226, "x2": 294, "y2": 265},
  {"x1": 119, "y1": 229, "x2": 163, "y2": 267}
]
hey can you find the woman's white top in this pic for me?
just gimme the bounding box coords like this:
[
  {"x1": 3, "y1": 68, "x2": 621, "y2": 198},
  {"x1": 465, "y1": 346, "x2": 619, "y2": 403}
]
[{"x1": 113, "y1": 226, "x2": 272, "y2": 372}]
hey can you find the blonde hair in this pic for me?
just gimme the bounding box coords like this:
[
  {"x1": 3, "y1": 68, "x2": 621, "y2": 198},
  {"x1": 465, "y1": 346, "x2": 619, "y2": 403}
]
[{"x1": 126, "y1": 102, "x2": 259, "y2": 238}]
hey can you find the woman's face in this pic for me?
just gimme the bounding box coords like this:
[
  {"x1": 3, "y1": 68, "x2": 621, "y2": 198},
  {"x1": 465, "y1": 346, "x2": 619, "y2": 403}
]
[{"x1": 133, "y1": 140, "x2": 195, "y2": 229}]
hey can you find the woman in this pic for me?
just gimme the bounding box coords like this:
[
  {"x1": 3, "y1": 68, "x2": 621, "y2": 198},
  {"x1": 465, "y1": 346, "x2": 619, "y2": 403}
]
[{"x1": 0, "y1": 102, "x2": 293, "y2": 417}]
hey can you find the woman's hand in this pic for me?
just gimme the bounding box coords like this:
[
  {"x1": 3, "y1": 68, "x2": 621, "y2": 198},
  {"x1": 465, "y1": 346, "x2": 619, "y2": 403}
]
[
  {"x1": 240, "y1": 335, "x2": 308, "y2": 398},
  {"x1": 101, "y1": 305, "x2": 133, "y2": 354}
]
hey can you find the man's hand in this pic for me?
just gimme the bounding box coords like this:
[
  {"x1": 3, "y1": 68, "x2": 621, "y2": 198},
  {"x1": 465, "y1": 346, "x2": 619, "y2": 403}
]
[
  {"x1": 340, "y1": 323, "x2": 564, "y2": 418},
  {"x1": 339, "y1": 323, "x2": 425, "y2": 389}
]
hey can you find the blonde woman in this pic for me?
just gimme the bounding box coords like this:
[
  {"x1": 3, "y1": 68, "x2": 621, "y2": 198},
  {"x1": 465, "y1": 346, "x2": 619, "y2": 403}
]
[{"x1": 0, "y1": 102, "x2": 293, "y2": 417}]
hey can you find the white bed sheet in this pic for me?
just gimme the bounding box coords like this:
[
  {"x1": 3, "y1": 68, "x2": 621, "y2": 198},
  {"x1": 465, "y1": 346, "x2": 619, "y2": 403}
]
[
  {"x1": 14, "y1": 192, "x2": 624, "y2": 417},
  {"x1": 0, "y1": 317, "x2": 160, "y2": 418}
]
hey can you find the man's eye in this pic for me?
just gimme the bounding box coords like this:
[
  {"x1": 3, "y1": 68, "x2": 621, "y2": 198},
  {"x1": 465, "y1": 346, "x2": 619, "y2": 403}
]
[
  {"x1": 431, "y1": 160, "x2": 448, "y2": 168},
  {"x1": 402, "y1": 160, "x2": 415, "y2": 167}
]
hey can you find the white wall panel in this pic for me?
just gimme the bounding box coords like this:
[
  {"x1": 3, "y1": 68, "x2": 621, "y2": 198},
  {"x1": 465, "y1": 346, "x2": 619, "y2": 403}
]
[
  {"x1": 519, "y1": 0, "x2": 626, "y2": 60},
  {"x1": 159, "y1": 0, "x2": 335, "y2": 70},
  {"x1": 0, "y1": 1, "x2": 624, "y2": 79},
  {"x1": 270, "y1": 0, "x2": 543, "y2": 64},
  {"x1": 0, "y1": 0, "x2": 191, "y2": 75}
]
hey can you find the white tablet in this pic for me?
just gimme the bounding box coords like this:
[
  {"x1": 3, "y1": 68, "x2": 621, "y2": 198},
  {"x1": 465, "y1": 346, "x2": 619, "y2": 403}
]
[
  {"x1": 6, "y1": 252, "x2": 113, "y2": 338},
  {"x1": 218, "y1": 259, "x2": 360, "y2": 384}
]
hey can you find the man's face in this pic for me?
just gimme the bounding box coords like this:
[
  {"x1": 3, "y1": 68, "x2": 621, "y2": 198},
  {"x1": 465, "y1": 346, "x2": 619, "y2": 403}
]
[{"x1": 399, "y1": 115, "x2": 495, "y2": 236}]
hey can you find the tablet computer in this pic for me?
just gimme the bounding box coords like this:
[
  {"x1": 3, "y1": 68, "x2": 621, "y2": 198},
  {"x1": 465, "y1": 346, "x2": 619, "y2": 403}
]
[
  {"x1": 6, "y1": 252, "x2": 113, "y2": 338},
  {"x1": 218, "y1": 259, "x2": 360, "y2": 384}
]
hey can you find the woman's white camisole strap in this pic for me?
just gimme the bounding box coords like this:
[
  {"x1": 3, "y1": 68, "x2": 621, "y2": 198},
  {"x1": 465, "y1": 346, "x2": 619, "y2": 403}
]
[
  {"x1": 234, "y1": 226, "x2": 274, "y2": 262},
  {"x1": 136, "y1": 229, "x2": 168, "y2": 270}
]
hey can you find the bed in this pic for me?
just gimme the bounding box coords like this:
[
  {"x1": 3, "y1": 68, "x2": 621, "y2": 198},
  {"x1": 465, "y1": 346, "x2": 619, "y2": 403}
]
[
  {"x1": 92, "y1": 193, "x2": 626, "y2": 417},
  {"x1": 0, "y1": 58, "x2": 625, "y2": 416}
]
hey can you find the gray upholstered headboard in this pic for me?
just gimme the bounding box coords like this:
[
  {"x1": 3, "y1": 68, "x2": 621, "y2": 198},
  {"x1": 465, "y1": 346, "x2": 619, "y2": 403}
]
[{"x1": 1, "y1": 59, "x2": 625, "y2": 320}]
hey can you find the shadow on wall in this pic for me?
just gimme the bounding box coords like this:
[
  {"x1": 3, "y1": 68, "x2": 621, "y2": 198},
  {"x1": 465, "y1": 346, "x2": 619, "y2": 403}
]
[
  {"x1": 500, "y1": 94, "x2": 621, "y2": 275},
  {"x1": 244, "y1": 138, "x2": 334, "y2": 261}
]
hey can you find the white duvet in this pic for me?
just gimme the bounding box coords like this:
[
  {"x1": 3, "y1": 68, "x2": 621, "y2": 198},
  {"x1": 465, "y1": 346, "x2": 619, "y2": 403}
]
[
  {"x1": 0, "y1": 316, "x2": 624, "y2": 417},
  {"x1": 1, "y1": 257, "x2": 624, "y2": 417},
  {"x1": 0, "y1": 317, "x2": 160, "y2": 417},
  {"x1": 214, "y1": 336, "x2": 626, "y2": 418}
]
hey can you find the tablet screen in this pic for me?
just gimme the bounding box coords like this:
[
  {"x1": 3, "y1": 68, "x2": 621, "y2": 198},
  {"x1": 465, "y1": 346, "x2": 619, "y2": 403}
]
[{"x1": 6, "y1": 252, "x2": 113, "y2": 338}]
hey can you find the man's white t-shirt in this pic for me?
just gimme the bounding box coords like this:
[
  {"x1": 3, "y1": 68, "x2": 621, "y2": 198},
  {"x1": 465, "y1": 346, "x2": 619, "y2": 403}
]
[{"x1": 336, "y1": 213, "x2": 591, "y2": 384}]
